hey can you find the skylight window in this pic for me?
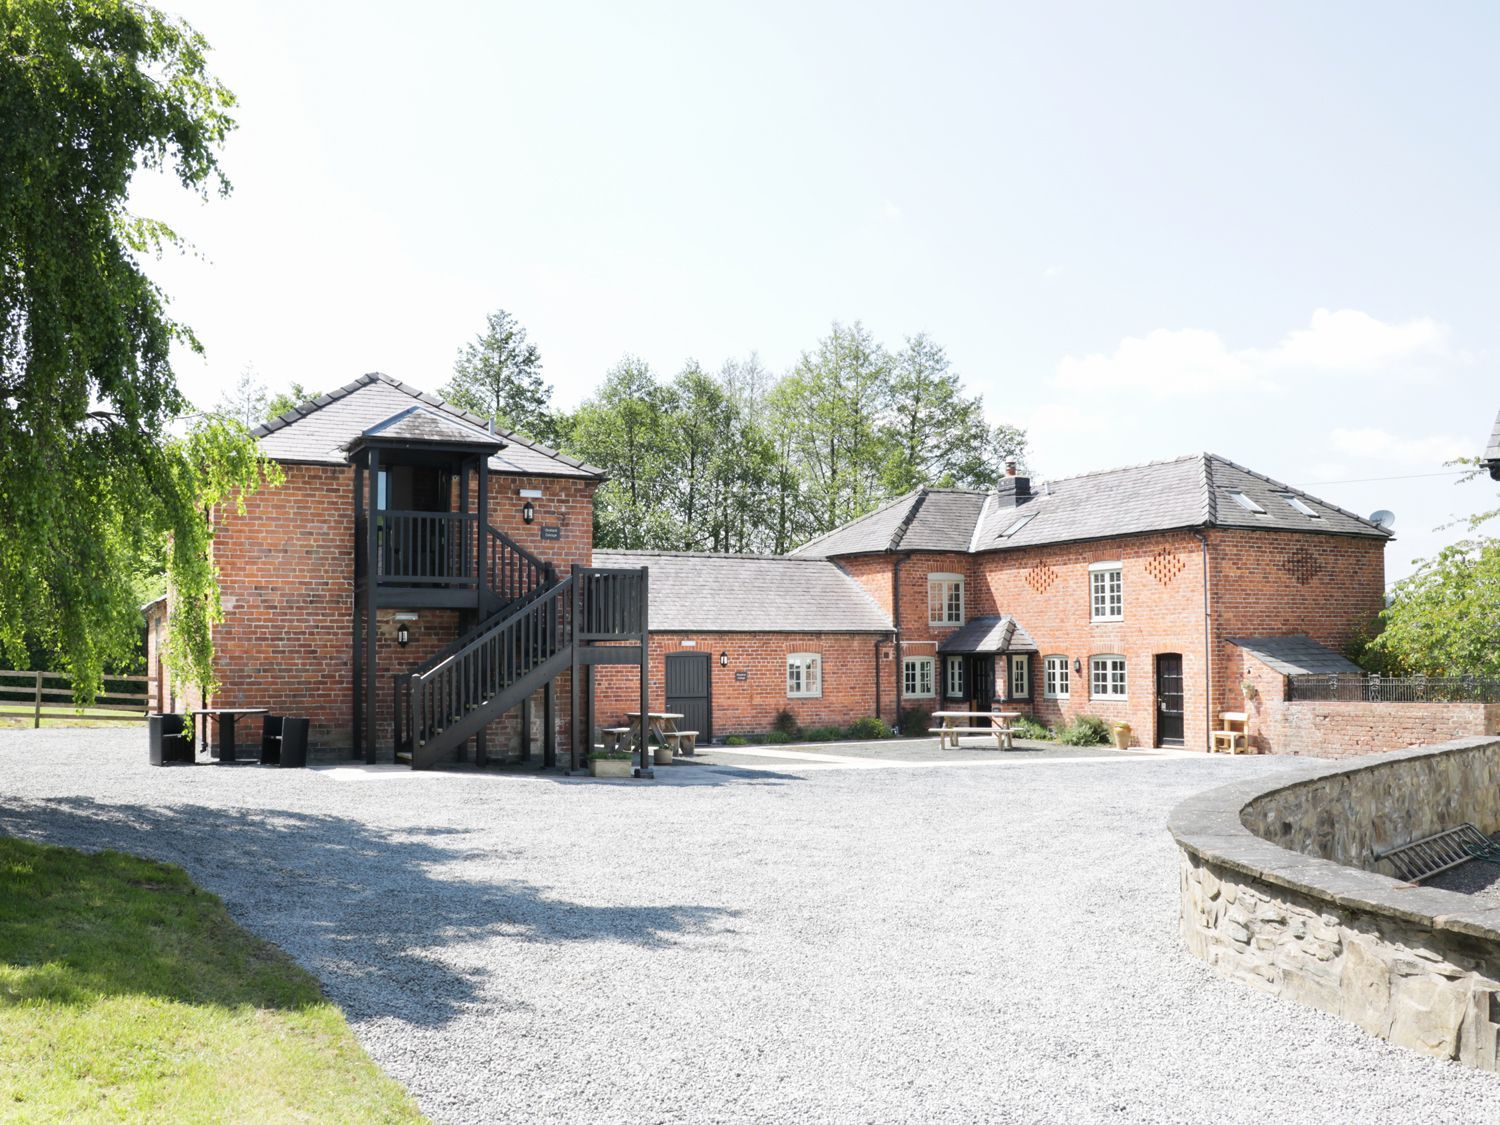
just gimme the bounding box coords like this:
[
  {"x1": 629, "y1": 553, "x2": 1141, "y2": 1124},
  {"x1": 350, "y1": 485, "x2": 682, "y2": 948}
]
[
  {"x1": 1278, "y1": 494, "x2": 1321, "y2": 518},
  {"x1": 1228, "y1": 491, "x2": 1266, "y2": 514},
  {"x1": 999, "y1": 513, "x2": 1037, "y2": 538}
]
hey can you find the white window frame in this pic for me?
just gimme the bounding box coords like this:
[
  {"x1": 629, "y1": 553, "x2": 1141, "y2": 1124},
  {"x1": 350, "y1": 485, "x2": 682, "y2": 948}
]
[
  {"x1": 904, "y1": 655, "x2": 935, "y2": 698},
  {"x1": 1278, "y1": 493, "x2": 1321, "y2": 519},
  {"x1": 1229, "y1": 491, "x2": 1267, "y2": 514},
  {"x1": 786, "y1": 653, "x2": 822, "y2": 699},
  {"x1": 1089, "y1": 562, "x2": 1123, "y2": 622},
  {"x1": 1008, "y1": 654, "x2": 1030, "y2": 700},
  {"x1": 927, "y1": 573, "x2": 965, "y2": 627},
  {"x1": 1089, "y1": 655, "x2": 1128, "y2": 700},
  {"x1": 1044, "y1": 655, "x2": 1070, "y2": 699},
  {"x1": 945, "y1": 655, "x2": 966, "y2": 699}
]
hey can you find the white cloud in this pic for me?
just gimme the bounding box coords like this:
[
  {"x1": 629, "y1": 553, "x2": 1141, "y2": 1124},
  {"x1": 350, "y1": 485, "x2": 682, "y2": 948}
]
[
  {"x1": 1328, "y1": 427, "x2": 1473, "y2": 467},
  {"x1": 1052, "y1": 309, "x2": 1456, "y2": 397}
]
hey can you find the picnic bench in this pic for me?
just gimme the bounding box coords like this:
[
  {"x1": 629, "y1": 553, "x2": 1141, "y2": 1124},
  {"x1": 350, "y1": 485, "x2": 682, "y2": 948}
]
[
  {"x1": 930, "y1": 710, "x2": 1023, "y2": 750},
  {"x1": 624, "y1": 711, "x2": 697, "y2": 764}
]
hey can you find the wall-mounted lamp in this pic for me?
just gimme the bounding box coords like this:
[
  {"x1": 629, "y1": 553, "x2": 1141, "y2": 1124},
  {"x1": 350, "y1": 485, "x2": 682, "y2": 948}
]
[
  {"x1": 719, "y1": 651, "x2": 730, "y2": 667},
  {"x1": 521, "y1": 500, "x2": 536, "y2": 524},
  {"x1": 1073, "y1": 658, "x2": 1082, "y2": 674},
  {"x1": 396, "y1": 623, "x2": 411, "y2": 647}
]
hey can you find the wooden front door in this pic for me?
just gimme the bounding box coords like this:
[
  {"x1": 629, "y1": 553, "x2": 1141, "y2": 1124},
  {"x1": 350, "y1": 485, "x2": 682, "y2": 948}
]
[
  {"x1": 1155, "y1": 653, "x2": 1185, "y2": 746},
  {"x1": 971, "y1": 655, "x2": 995, "y2": 711},
  {"x1": 664, "y1": 653, "x2": 711, "y2": 744}
]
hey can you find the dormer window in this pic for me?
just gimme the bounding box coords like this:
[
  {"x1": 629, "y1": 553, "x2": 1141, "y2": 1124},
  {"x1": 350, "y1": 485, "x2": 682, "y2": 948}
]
[{"x1": 1228, "y1": 491, "x2": 1267, "y2": 514}]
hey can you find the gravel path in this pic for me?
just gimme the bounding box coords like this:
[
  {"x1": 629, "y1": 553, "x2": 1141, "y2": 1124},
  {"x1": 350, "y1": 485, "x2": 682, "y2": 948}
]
[{"x1": 3, "y1": 728, "x2": 1497, "y2": 1123}]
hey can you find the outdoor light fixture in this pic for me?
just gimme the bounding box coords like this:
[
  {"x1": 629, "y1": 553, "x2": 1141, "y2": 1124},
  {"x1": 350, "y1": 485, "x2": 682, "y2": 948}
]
[
  {"x1": 396, "y1": 623, "x2": 411, "y2": 647},
  {"x1": 719, "y1": 651, "x2": 730, "y2": 667},
  {"x1": 1073, "y1": 658, "x2": 1082, "y2": 674},
  {"x1": 522, "y1": 500, "x2": 536, "y2": 524}
]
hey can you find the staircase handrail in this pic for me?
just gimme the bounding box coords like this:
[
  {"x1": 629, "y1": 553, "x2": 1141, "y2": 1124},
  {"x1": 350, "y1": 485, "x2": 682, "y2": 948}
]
[{"x1": 413, "y1": 575, "x2": 573, "y2": 685}]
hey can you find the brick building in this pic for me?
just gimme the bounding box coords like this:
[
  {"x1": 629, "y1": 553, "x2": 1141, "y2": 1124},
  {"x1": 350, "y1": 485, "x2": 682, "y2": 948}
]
[
  {"x1": 594, "y1": 455, "x2": 1393, "y2": 749},
  {"x1": 146, "y1": 372, "x2": 649, "y2": 769}
]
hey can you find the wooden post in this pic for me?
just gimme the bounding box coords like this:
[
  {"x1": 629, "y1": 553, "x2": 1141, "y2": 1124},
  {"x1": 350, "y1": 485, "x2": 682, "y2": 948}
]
[
  {"x1": 638, "y1": 566, "x2": 650, "y2": 777},
  {"x1": 33, "y1": 670, "x2": 43, "y2": 728},
  {"x1": 544, "y1": 679, "x2": 556, "y2": 768},
  {"x1": 569, "y1": 566, "x2": 580, "y2": 772},
  {"x1": 352, "y1": 461, "x2": 364, "y2": 759},
  {"x1": 365, "y1": 448, "x2": 381, "y2": 764}
]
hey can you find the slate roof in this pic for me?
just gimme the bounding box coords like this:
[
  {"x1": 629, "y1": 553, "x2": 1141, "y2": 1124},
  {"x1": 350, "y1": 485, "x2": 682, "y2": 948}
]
[
  {"x1": 251, "y1": 372, "x2": 604, "y2": 479},
  {"x1": 1486, "y1": 408, "x2": 1500, "y2": 479},
  {"x1": 936, "y1": 615, "x2": 1038, "y2": 655},
  {"x1": 792, "y1": 454, "x2": 1390, "y2": 558},
  {"x1": 348, "y1": 406, "x2": 504, "y2": 449},
  {"x1": 592, "y1": 550, "x2": 892, "y2": 633},
  {"x1": 1229, "y1": 635, "x2": 1363, "y2": 677}
]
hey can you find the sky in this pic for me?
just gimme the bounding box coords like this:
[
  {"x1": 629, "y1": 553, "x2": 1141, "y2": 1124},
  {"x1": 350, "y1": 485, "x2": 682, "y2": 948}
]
[{"x1": 131, "y1": 0, "x2": 1500, "y2": 581}]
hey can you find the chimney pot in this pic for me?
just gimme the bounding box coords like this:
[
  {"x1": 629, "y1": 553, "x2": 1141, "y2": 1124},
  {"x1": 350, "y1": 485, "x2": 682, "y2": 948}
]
[{"x1": 1004, "y1": 459, "x2": 1017, "y2": 477}]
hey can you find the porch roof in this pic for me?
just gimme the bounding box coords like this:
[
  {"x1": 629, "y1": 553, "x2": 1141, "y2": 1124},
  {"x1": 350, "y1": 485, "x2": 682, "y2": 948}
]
[
  {"x1": 936, "y1": 615, "x2": 1038, "y2": 655},
  {"x1": 1229, "y1": 635, "x2": 1362, "y2": 677},
  {"x1": 342, "y1": 406, "x2": 505, "y2": 458}
]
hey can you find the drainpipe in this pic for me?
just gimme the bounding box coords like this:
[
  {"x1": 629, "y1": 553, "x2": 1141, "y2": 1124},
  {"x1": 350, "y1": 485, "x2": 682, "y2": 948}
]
[{"x1": 1193, "y1": 530, "x2": 1213, "y2": 751}]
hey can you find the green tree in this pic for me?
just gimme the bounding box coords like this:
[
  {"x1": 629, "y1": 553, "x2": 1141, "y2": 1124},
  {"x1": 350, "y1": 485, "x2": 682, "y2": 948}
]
[
  {"x1": 1366, "y1": 538, "x2": 1500, "y2": 677},
  {"x1": 0, "y1": 0, "x2": 278, "y2": 700},
  {"x1": 266, "y1": 381, "x2": 323, "y2": 421},
  {"x1": 442, "y1": 309, "x2": 557, "y2": 444},
  {"x1": 215, "y1": 369, "x2": 268, "y2": 427}
]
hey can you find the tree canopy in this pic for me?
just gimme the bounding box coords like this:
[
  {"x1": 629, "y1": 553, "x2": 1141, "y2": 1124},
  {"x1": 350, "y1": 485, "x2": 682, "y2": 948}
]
[
  {"x1": 442, "y1": 309, "x2": 559, "y2": 444},
  {"x1": 0, "y1": 0, "x2": 278, "y2": 698},
  {"x1": 1365, "y1": 537, "x2": 1500, "y2": 677},
  {"x1": 559, "y1": 322, "x2": 1027, "y2": 553}
]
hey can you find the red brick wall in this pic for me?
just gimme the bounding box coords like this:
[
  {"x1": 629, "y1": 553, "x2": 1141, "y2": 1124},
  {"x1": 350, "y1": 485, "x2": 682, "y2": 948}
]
[
  {"x1": 206, "y1": 462, "x2": 597, "y2": 752},
  {"x1": 593, "y1": 632, "x2": 895, "y2": 737}
]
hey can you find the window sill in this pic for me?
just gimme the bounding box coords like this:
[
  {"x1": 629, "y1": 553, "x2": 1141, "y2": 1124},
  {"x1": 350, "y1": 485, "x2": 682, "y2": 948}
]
[
  {"x1": 1088, "y1": 696, "x2": 1128, "y2": 703},
  {"x1": 787, "y1": 693, "x2": 822, "y2": 700},
  {"x1": 1090, "y1": 616, "x2": 1124, "y2": 624}
]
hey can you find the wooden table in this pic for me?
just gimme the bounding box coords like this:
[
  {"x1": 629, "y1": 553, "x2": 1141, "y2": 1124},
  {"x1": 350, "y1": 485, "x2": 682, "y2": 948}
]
[
  {"x1": 930, "y1": 710, "x2": 1023, "y2": 750},
  {"x1": 624, "y1": 711, "x2": 686, "y2": 759},
  {"x1": 191, "y1": 707, "x2": 269, "y2": 764}
]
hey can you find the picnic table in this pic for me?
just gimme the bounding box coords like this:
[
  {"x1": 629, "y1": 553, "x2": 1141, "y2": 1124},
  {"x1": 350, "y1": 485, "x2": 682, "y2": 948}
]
[
  {"x1": 930, "y1": 710, "x2": 1023, "y2": 751},
  {"x1": 190, "y1": 707, "x2": 269, "y2": 764},
  {"x1": 623, "y1": 711, "x2": 695, "y2": 760}
]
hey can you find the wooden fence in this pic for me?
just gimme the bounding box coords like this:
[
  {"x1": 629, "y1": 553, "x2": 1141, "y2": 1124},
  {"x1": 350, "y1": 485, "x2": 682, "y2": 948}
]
[{"x1": 0, "y1": 669, "x2": 149, "y2": 727}]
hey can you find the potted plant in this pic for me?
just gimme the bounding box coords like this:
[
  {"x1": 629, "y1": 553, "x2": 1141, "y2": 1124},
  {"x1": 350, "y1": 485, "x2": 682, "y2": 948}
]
[
  {"x1": 588, "y1": 750, "x2": 633, "y2": 779},
  {"x1": 1111, "y1": 721, "x2": 1132, "y2": 750}
]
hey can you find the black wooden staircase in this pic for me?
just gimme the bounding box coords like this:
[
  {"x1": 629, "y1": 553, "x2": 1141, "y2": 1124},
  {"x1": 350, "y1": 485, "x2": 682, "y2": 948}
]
[{"x1": 392, "y1": 534, "x2": 648, "y2": 770}]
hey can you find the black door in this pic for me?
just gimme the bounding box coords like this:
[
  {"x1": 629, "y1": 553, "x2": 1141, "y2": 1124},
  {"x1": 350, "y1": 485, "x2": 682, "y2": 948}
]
[
  {"x1": 665, "y1": 653, "x2": 711, "y2": 743},
  {"x1": 1155, "y1": 653, "x2": 1185, "y2": 746},
  {"x1": 972, "y1": 656, "x2": 995, "y2": 712}
]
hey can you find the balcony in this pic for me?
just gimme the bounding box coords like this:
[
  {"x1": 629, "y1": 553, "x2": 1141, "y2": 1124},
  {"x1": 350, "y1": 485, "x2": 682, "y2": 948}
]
[{"x1": 356, "y1": 510, "x2": 480, "y2": 608}]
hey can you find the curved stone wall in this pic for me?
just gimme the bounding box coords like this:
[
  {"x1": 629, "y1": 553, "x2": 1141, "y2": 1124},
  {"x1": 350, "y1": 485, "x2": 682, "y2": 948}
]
[{"x1": 1170, "y1": 736, "x2": 1500, "y2": 1068}]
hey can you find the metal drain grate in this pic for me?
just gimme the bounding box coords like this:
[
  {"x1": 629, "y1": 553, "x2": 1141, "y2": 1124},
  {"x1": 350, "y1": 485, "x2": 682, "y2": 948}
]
[{"x1": 1375, "y1": 823, "x2": 1500, "y2": 883}]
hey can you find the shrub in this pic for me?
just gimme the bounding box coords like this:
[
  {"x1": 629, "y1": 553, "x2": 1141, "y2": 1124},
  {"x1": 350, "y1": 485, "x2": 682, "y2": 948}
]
[
  {"x1": 724, "y1": 735, "x2": 748, "y2": 747},
  {"x1": 1058, "y1": 715, "x2": 1112, "y2": 746},
  {"x1": 764, "y1": 730, "x2": 793, "y2": 744},
  {"x1": 1011, "y1": 717, "x2": 1054, "y2": 742},
  {"x1": 588, "y1": 750, "x2": 631, "y2": 760},
  {"x1": 898, "y1": 708, "x2": 929, "y2": 737},
  {"x1": 804, "y1": 725, "x2": 843, "y2": 742},
  {"x1": 771, "y1": 708, "x2": 802, "y2": 738},
  {"x1": 846, "y1": 716, "x2": 889, "y2": 740}
]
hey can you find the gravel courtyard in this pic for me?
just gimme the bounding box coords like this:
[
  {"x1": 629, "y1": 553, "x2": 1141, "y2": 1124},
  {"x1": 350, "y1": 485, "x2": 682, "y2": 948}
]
[{"x1": 3, "y1": 729, "x2": 1498, "y2": 1123}]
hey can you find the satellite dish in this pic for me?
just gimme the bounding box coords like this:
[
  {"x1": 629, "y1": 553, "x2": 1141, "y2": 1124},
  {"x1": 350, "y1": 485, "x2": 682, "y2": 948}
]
[{"x1": 1369, "y1": 510, "x2": 1396, "y2": 530}]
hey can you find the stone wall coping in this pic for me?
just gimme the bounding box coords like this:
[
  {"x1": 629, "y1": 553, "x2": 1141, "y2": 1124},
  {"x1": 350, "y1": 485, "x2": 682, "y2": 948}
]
[{"x1": 1168, "y1": 736, "x2": 1500, "y2": 940}]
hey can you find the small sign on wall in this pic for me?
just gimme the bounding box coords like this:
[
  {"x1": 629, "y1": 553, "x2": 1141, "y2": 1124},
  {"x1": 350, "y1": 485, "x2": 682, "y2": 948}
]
[
  {"x1": 734, "y1": 671, "x2": 748, "y2": 682},
  {"x1": 540, "y1": 525, "x2": 561, "y2": 541}
]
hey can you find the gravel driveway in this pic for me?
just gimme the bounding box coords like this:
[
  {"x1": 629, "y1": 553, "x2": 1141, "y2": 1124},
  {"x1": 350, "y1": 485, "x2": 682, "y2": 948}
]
[{"x1": 3, "y1": 729, "x2": 1497, "y2": 1123}]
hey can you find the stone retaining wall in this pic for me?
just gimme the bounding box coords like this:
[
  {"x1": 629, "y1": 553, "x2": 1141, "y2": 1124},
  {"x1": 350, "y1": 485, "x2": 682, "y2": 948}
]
[{"x1": 1170, "y1": 737, "x2": 1500, "y2": 1068}]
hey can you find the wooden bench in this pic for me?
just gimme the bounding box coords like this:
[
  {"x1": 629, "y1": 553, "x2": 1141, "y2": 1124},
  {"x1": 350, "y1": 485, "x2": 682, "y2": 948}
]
[
  {"x1": 599, "y1": 727, "x2": 632, "y2": 754},
  {"x1": 1211, "y1": 711, "x2": 1249, "y2": 754},
  {"x1": 676, "y1": 731, "x2": 698, "y2": 756},
  {"x1": 927, "y1": 725, "x2": 1014, "y2": 751}
]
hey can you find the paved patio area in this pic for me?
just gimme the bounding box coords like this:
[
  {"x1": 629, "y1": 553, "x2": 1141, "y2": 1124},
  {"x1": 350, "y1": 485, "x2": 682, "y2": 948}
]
[{"x1": 2, "y1": 728, "x2": 1497, "y2": 1123}]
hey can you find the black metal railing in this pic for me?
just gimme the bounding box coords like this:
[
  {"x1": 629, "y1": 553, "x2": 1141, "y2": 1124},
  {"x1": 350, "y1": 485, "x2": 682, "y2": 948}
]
[
  {"x1": 358, "y1": 510, "x2": 479, "y2": 586},
  {"x1": 1286, "y1": 674, "x2": 1500, "y2": 704}
]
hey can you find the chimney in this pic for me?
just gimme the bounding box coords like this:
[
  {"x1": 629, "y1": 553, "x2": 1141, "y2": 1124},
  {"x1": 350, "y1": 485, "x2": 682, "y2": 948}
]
[
  {"x1": 1004, "y1": 459, "x2": 1017, "y2": 478},
  {"x1": 994, "y1": 473, "x2": 1031, "y2": 509}
]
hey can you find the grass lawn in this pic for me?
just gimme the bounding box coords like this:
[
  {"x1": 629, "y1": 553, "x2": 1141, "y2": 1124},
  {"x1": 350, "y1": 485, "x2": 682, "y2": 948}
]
[
  {"x1": 0, "y1": 706, "x2": 145, "y2": 731},
  {"x1": 0, "y1": 837, "x2": 424, "y2": 1122}
]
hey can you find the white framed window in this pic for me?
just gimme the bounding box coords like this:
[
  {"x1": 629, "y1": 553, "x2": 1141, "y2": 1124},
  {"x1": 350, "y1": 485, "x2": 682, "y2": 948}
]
[
  {"x1": 904, "y1": 655, "x2": 935, "y2": 698},
  {"x1": 1089, "y1": 562, "x2": 1123, "y2": 622},
  {"x1": 786, "y1": 653, "x2": 822, "y2": 698},
  {"x1": 1008, "y1": 654, "x2": 1030, "y2": 700},
  {"x1": 1044, "y1": 655, "x2": 1070, "y2": 699},
  {"x1": 928, "y1": 573, "x2": 964, "y2": 626},
  {"x1": 945, "y1": 655, "x2": 966, "y2": 699},
  {"x1": 1090, "y1": 655, "x2": 1127, "y2": 700}
]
